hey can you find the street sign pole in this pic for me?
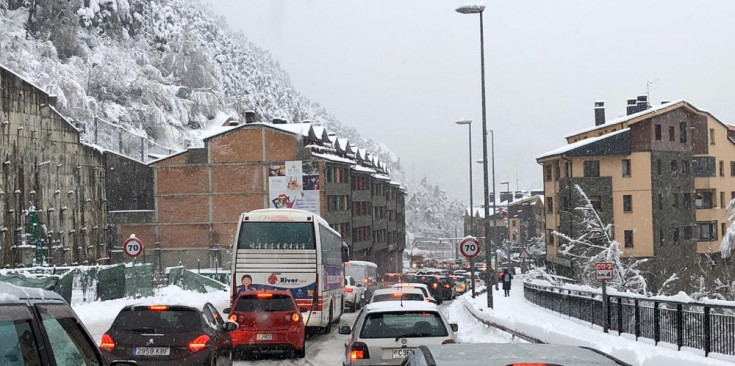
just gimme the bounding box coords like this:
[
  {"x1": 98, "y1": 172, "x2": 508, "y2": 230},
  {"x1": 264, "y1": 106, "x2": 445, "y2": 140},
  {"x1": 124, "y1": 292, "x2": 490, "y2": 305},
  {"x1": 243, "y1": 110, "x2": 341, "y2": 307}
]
[
  {"x1": 595, "y1": 262, "x2": 613, "y2": 334},
  {"x1": 602, "y1": 281, "x2": 609, "y2": 333},
  {"x1": 460, "y1": 237, "x2": 481, "y2": 298}
]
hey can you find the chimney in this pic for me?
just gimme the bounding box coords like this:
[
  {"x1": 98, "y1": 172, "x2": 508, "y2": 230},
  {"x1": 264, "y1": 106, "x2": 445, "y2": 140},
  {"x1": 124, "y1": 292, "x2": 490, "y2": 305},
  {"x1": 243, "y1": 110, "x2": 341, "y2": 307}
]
[
  {"x1": 636, "y1": 95, "x2": 649, "y2": 112},
  {"x1": 594, "y1": 101, "x2": 605, "y2": 126},
  {"x1": 626, "y1": 98, "x2": 638, "y2": 115},
  {"x1": 245, "y1": 110, "x2": 256, "y2": 124}
]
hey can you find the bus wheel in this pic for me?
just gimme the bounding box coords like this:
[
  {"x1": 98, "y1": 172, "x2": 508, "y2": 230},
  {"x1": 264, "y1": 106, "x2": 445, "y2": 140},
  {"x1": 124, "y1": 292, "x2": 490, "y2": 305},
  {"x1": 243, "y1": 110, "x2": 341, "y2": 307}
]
[{"x1": 323, "y1": 305, "x2": 333, "y2": 334}]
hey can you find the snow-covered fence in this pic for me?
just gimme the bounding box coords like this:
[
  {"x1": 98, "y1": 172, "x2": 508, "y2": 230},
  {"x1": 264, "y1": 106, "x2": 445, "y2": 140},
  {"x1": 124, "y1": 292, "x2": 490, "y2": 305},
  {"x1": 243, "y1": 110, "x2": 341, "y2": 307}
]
[
  {"x1": 524, "y1": 282, "x2": 735, "y2": 357},
  {"x1": 83, "y1": 117, "x2": 177, "y2": 162}
]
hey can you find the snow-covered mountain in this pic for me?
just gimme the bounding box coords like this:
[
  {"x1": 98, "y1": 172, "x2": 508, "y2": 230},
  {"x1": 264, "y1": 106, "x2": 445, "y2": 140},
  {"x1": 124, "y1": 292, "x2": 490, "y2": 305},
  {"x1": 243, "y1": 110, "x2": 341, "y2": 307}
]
[{"x1": 0, "y1": 0, "x2": 463, "y2": 238}]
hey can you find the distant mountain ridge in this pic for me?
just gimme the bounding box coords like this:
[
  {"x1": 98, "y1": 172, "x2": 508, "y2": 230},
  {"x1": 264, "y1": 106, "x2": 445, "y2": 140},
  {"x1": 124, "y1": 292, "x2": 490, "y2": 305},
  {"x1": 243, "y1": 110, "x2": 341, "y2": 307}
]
[{"x1": 0, "y1": 0, "x2": 463, "y2": 239}]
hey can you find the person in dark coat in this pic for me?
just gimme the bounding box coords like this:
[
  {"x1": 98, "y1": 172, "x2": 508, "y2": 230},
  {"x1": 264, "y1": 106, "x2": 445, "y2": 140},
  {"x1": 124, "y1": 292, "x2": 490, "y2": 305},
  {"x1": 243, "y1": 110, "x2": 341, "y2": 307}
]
[{"x1": 501, "y1": 268, "x2": 513, "y2": 297}]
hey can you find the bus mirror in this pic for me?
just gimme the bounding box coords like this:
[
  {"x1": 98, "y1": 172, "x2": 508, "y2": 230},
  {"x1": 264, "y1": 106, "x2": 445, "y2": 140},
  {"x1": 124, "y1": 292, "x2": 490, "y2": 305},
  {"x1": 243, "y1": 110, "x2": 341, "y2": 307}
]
[
  {"x1": 341, "y1": 242, "x2": 350, "y2": 262},
  {"x1": 300, "y1": 307, "x2": 308, "y2": 313},
  {"x1": 223, "y1": 308, "x2": 230, "y2": 314}
]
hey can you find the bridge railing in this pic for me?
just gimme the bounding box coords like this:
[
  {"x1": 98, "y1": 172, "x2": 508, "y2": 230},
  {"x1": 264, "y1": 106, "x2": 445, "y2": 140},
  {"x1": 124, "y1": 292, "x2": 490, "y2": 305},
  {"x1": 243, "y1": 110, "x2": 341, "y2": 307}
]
[{"x1": 523, "y1": 282, "x2": 735, "y2": 357}]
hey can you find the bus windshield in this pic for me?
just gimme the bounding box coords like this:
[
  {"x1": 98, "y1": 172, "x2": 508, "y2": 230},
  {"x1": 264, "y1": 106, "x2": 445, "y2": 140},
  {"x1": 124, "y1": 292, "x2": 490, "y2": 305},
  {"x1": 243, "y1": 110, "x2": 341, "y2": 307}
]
[{"x1": 237, "y1": 222, "x2": 316, "y2": 250}]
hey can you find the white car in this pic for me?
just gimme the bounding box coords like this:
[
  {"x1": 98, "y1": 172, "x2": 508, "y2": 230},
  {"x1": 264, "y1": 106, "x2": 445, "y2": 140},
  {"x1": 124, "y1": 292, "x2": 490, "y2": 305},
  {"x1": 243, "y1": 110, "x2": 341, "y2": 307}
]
[
  {"x1": 391, "y1": 283, "x2": 439, "y2": 304},
  {"x1": 344, "y1": 275, "x2": 366, "y2": 312},
  {"x1": 339, "y1": 301, "x2": 458, "y2": 366},
  {"x1": 370, "y1": 288, "x2": 426, "y2": 303}
]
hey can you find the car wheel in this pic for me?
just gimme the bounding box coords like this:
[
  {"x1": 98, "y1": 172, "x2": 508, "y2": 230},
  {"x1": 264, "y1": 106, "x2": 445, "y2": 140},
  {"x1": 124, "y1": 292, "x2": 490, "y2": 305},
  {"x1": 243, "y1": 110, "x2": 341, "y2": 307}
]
[{"x1": 295, "y1": 340, "x2": 306, "y2": 358}]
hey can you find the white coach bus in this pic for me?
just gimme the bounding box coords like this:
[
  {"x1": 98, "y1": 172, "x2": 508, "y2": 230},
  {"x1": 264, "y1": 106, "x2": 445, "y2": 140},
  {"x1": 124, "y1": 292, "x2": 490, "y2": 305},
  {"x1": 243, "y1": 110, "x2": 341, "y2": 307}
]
[{"x1": 230, "y1": 208, "x2": 348, "y2": 333}]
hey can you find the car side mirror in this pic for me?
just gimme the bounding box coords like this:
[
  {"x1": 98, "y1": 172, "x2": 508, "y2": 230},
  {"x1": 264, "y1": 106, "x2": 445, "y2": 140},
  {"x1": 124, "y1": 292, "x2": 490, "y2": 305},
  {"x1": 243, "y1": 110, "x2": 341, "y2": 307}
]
[
  {"x1": 223, "y1": 321, "x2": 239, "y2": 332},
  {"x1": 356, "y1": 283, "x2": 363, "y2": 287},
  {"x1": 110, "y1": 361, "x2": 138, "y2": 366},
  {"x1": 338, "y1": 325, "x2": 351, "y2": 335},
  {"x1": 299, "y1": 307, "x2": 308, "y2": 313},
  {"x1": 223, "y1": 308, "x2": 230, "y2": 314},
  {"x1": 451, "y1": 323, "x2": 458, "y2": 332}
]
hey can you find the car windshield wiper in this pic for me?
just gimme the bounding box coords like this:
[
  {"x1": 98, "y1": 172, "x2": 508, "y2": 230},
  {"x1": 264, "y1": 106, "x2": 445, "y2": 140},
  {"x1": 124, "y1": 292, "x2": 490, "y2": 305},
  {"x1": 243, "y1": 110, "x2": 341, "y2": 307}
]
[{"x1": 395, "y1": 332, "x2": 428, "y2": 341}]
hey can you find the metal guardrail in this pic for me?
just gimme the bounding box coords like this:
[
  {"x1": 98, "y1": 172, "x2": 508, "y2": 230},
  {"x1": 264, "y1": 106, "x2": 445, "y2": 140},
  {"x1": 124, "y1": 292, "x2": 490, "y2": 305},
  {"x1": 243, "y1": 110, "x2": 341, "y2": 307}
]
[
  {"x1": 462, "y1": 302, "x2": 544, "y2": 344},
  {"x1": 523, "y1": 282, "x2": 735, "y2": 357}
]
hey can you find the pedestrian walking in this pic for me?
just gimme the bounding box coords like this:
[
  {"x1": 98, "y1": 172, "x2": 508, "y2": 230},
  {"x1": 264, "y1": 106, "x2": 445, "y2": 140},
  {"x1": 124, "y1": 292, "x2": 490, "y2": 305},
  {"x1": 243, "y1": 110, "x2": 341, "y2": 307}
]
[{"x1": 502, "y1": 268, "x2": 513, "y2": 297}]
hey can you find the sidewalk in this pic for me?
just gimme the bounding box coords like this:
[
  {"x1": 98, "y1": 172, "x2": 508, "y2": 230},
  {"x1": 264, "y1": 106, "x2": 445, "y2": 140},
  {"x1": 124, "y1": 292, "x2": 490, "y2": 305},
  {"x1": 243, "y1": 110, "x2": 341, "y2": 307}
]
[{"x1": 450, "y1": 277, "x2": 734, "y2": 366}]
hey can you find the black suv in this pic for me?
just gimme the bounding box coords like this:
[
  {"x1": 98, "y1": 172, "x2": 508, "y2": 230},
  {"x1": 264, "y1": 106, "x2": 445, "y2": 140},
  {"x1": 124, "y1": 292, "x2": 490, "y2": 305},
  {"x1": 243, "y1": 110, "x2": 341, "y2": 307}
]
[{"x1": 0, "y1": 281, "x2": 135, "y2": 366}]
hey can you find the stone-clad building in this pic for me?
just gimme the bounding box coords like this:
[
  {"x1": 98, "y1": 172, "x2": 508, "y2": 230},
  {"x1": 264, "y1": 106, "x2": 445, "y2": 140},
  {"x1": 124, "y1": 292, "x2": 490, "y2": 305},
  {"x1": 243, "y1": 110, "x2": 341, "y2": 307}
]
[
  {"x1": 0, "y1": 64, "x2": 149, "y2": 267},
  {"x1": 537, "y1": 98, "x2": 735, "y2": 291}
]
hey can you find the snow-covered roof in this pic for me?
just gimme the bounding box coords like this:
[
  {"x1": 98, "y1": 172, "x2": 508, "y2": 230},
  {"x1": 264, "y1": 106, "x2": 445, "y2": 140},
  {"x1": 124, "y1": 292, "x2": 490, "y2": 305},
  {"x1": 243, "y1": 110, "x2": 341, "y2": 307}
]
[
  {"x1": 347, "y1": 260, "x2": 378, "y2": 268},
  {"x1": 566, "y1": 99, "x2": 685, "y2": 139},
  {"x1": 536, "y1": 128, "x2": 630, "y2": 160},
  {"x1": 351, "y1": 165, "x2": 376, "y2": 174},
  {"x1": 0, "y1": 63, "x2": 50, "y2": 97},
  {"x1": 311, "y1": 152, "x2": 355, "y2": 165},
  {"x1": 373, "y1": 173, "x2": 391, "y2": 181}
]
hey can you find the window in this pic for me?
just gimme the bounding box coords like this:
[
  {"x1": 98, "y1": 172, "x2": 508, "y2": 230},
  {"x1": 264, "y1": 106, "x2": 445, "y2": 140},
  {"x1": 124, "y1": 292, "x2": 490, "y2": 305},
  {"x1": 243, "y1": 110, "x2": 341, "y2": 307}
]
[
  {"x1": 696, "y1": 222, "x2": 718, "y2": 241},
  {"x1": 673, "y1": 228, "x2": 680, "y2": 245},
  {"x1": 668, "y1": 126, "x2": 675, "y2": 141},
  {"x1": 544, "y1": 165, "x2": 552, "y2": 181},
  {"x1": 554, "y1": 162, "x2": 561, "y2": 181},
  {"x1": 683, "y1": 193, "x2": 691, "y2": 209},
  {"x1": 684, "y1": 226, "x2": 692, "y2": 240},
  {"x1": 670, "y1": 160, "x2": 678, "y2": 174},
  {"x1": 693, "y1": 157, "x2": 716, "y2": 177},
  {"x1": 680, "y1": 122, "x2": 687, "y2": 142},
  {"x1": 623, "y1": 195, "x2": 632, "y2": 212},
  {"x1": 731, "y1": 162, "x2": 735, "y2": 177},
  {"x1": 0, "y1": 305, "x2": 43, "y2": 366},
  {"x1": 695, "y1": 191, "x2": 714, "y2": 209},
  {"x1": 624, "y1": 230, "x2": 633, "y2": 248},
  {"x1": 547, "y1": 229, "x2": 555, "y2": 246},
  {"x1": 720, "y1": 161, "x2": 725, "y2": 177},
  {"x1": 658, "y1": 194, "x2": 663, "y2": 210},
  {"x1": 672, "y1": 193, "x2": 679, "y2": 208},
  {"x1": 710, "y1": 128, "x2": 715, "y2": 145},
  {"x1": 583, "y1": 160, "x2": 600, "y2": 177},
  {"x1": 655, "y1": 124, "x2": 662, "y2": 140},
  {"x1": 656, "y1": 159, "x2": 662, "y2": 175},
  {"x1": 682, "y1": 160, "x2": 690, "y2": 175},
  {"x1": 589, "y1": 196, "x2": 602, "y2": 212},
  {"x1": 564, "y1": 161, "x2": 571, "y2": 177},
  {"x1": 39, "y1": 304, "x2": 103, "y2": 366},
  {"x1": 659, "y1": 228, "x2": 665, "y2": 245},
  {"x1": 547, "y1": 197, "x2": 553, "y2": 213},
  {"x1": 622, "y1": 159, "x2": 631, "y2": 177}
]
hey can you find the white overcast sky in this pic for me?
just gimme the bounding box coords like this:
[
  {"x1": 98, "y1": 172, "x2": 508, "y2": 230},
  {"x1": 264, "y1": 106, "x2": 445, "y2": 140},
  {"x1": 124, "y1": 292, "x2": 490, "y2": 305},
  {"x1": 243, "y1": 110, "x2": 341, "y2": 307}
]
[{"x1": 203, "y1": 0, "x2": 735, "y2": 203}]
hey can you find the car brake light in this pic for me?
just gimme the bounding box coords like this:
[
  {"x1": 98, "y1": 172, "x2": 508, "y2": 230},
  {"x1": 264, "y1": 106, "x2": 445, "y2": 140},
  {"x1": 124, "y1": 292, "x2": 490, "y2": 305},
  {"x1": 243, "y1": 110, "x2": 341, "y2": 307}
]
[
  {"x1": 392, "y1": 292, "x2": 403, "y2": 297},
  {"x1": 291, "y1": 313, "x2": 301, "y2": 322},
  {"x1": 100, "y1": 333, "x2": 115, "y2": 352},
  {"x1": 188, "y1": 335, "x2": 210, "y2": 352},
  {"x1": 350, "y1": 342, "x2": 370, "y2": 360},
  {"x1": 442, "y1": 339, "x2": 456, "y2": 344},
  {"x1": 228, "y1": 315, "x2": 237, "y2": 322},
  {"x1": 257, "y1": 293, "x2": 274, "y2": 298},
  {"x1": 432, "y1": 283, "x2": 438, "y2": 288},
  {"x1": 148, "y1": 305, "x2": 169, "y2": 311},
  {"x1": 345, "y1": 287, "x2": 354, "y2": 293}
]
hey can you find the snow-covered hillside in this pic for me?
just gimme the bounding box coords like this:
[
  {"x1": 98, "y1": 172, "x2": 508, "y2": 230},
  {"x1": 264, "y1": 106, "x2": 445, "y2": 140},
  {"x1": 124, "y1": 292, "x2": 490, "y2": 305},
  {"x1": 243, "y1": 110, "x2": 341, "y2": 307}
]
[{"x1": 0, "y1": 0, "x2": 463, "y2": 238}]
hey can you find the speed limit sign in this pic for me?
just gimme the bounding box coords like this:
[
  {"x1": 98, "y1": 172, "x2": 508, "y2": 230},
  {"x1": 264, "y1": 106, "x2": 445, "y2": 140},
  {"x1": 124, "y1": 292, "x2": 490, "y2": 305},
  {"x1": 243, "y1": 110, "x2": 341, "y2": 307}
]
[
  {"x1": 123, "y1": 236, "x2": 144, "y2": 258},
  {"x1": 460, "y1": 237, "x2": 481, "y2": 258}
]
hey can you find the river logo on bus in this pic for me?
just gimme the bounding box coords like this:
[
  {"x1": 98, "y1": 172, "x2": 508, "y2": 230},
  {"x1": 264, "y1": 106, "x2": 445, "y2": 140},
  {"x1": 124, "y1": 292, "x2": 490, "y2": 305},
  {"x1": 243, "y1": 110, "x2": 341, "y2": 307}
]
[
  {"x1": 268, "y1": 273, "x2": 278, "y2": 285},
  {"x1": 269, "y1": 273, "x2": 308, "y2": 286}
]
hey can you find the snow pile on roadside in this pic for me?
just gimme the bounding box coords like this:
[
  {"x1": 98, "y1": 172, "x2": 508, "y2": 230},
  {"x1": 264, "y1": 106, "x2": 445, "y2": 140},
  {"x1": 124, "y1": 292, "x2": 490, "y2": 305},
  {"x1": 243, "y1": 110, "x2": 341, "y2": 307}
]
[
  {"x1": 73, "y1": 285, "x2": 229, "y2": 342},
  {"x1": 457, "y1": 282, "x2": 735, "y2": 366}
]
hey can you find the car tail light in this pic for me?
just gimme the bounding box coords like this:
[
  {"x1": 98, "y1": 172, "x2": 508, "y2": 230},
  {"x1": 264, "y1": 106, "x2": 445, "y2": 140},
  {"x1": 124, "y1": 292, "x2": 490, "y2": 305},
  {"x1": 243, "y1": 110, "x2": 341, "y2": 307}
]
[
  {"x1": 257, "y1": 293, "x2": 273, "y2": 298},
  {"x1": 100, "y1": 333, "x2": 115, "y2": 352},
  {"x1": 188, "y1": 335, "x2": 210, "y2": 352},
  {"x1": 392, "y1": 292, "x2": 403, "y2": 297},
  {"x1": 349, "y1": 342, "x2": 370, "y2": 360},
  {"x1": 432, "y1": 283, "x2": 438, "y2": 289},
  {"x1": 148, "y1": 305, "x2": 169, "y2": 311},
  {"x1": 228, "y1": 314, "x2": 237, "y2": 322},
  {"x1": 290, "y1": 313, "x2": 301, "y2": 322},
  {"x1": 345, "y1": 287, "x2": 354, "y2": 293},
  {"x1": 442, "y1": 339, "x2": 456, "y2": 344}
]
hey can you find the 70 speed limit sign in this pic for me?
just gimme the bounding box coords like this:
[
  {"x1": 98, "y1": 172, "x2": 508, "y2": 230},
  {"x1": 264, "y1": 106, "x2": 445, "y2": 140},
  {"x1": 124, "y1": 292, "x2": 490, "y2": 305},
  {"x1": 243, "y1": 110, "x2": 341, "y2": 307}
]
[
  {"x1": 460, "y1": 237, "x2": 481, "y2": 258},
  {"x1": 123, "y1": 236, "x2": 144, "y2": 258}
]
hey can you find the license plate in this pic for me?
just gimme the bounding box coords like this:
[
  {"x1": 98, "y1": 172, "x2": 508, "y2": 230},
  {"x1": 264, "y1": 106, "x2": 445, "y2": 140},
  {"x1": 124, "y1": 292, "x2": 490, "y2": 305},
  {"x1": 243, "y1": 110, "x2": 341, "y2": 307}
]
[
  {"x1": 256, "y1": 333, "x2": 273, "y2": 341},
  {"x1": 134, "y1": 347, "x2": 170, "y2": 356},
  {"x1": 392, "y1": 348, "x2": 412, "y2": 358}
]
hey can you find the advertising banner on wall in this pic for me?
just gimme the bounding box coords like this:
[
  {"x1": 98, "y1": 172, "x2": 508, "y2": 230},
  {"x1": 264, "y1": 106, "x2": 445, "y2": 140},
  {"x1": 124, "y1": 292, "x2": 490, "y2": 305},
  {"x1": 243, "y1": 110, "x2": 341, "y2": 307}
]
[{"x1": 268, "y1": 161, "x2": 321, "y2": 215}]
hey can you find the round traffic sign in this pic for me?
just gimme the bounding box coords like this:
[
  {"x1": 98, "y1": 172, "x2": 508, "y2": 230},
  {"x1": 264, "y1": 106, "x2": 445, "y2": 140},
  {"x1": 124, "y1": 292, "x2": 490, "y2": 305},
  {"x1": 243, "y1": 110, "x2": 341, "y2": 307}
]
[
  {"x1": 460, "y1": 237, "x2": 481, "y2": 258},
  {"x1": 123, "y1": 236, "x2": 144, "y2": 258}
]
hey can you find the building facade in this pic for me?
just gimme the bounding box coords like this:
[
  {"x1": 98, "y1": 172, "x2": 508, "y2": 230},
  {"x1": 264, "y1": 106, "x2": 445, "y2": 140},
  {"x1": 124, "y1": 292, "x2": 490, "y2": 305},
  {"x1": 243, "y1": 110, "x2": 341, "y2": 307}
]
[{"x1": 537, "y1": 98, "x2": 735, "y2": 291}]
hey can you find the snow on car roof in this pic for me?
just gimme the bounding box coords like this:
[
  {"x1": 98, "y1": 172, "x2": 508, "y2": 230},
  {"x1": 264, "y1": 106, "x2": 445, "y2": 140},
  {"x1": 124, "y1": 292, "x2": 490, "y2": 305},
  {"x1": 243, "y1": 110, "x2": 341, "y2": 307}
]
[
  {"x1": 372, "y1": 288, "x2": 424, "y2": 296},
  {"x1": 364, "y1": 299, "x2": 437, "y2": 312},
  {"x1": 347, "y1": 260, "x2": 378, "y2": 268}
]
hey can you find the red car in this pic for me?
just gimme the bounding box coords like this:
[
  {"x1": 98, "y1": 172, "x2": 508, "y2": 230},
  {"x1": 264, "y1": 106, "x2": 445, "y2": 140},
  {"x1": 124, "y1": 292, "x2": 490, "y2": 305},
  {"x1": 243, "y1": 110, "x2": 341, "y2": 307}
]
[{"x1": 226, "y1": 291, "x2": 306, "y2": 359}]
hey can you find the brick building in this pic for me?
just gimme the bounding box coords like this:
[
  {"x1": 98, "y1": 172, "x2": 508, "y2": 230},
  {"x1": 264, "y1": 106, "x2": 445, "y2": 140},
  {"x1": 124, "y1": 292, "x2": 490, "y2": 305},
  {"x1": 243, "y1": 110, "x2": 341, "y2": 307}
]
[{"x1": 116, "y1": 116, "x2": 406, "y2": 273}]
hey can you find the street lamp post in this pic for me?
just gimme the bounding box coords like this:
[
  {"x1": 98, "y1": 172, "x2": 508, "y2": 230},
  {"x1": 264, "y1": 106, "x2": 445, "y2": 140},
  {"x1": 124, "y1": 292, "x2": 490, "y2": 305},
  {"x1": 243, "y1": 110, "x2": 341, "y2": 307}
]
[
  {"x1": 500, "y1": 180, "x2": 511, "y2": 269},
  {"x1": 455, "y1": 119, "x2": 476, "y2": 297},
  {"x1": 457, "y1": 3, "x2": 493, "y2": 309}
]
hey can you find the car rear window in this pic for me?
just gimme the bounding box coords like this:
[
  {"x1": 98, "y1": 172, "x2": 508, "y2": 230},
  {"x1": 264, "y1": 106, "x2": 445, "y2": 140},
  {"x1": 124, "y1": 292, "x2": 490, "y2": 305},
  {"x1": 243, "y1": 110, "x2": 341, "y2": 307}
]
[
  {"x1": 112, "y1": 308, "x2": 200, "y2": 333},
  {"x1": 234, "y1": 294, "x2": 295, "y2": 312},
  {"x1": 359, "y1": 311, "x2": 448, "y2": 339},
  {"x1": 372, "y1": 293, "x2": 424, "y2": 302}
]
